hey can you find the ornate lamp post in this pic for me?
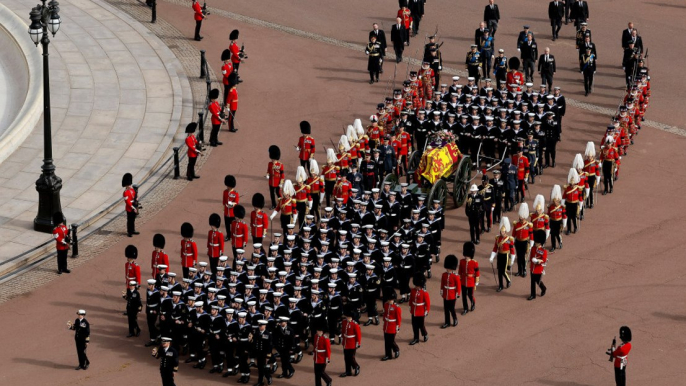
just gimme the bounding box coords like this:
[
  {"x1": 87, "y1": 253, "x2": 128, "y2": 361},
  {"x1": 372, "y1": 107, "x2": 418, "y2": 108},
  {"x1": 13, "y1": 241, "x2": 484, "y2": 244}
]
[{"x1": 29, "y1": 0, "x2": 64, "y2": 232}]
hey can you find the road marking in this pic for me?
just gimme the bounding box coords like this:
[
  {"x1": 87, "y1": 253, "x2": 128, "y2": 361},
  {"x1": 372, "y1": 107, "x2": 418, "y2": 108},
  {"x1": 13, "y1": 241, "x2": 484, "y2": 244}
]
[{"x1": 174, "y1": 0, "x2": 685, "y2": 137}]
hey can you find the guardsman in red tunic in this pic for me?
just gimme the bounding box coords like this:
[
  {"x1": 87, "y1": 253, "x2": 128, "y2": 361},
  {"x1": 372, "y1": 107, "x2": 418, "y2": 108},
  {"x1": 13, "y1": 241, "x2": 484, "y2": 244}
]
[
  {"x1": 397, "y1": 6, "x2": 413, "y2": 41},
  {"x1": 266, "y1": 145, "x2": 284, "y2": 210},
  {"x1": 52, "y1": 212, "x2": 70, "y2": 274},
  {"x1": 610, "y1": 326, "x2": 632, "y2": 386},
  {"x1": 562, "y1": 168, "x2": 581, "y2": 235},
  {"x1": 323, "y1": 149, "x2": 339, "y2": 207},
  {"x1": 408, "y1": 273, "x2": 430, "y2": 345},
  {"x1": 297, "y1": 121, "x2": 315, "y2": 173},
  {"x1": 337, "y1": 135, "x2": 352, "y2": 176},
  {"x1": 548, "y1": 185, "x2": 567, "y2": 252},
  {"x1": 528, "y1": 232, "x2": 548, "y2": 300},
  {"x1": 583, "y1": 141, "x2": 600, "y2": 208},
  {"x1": 506, "y1": 57, "x2": 524, "y2": 92},
  {"x1": 151, "y1": 233, "x2": 169, "y2": 277},
  {"x1": 180, "y1": 222, "x2": 198, "y2": 278},
  {"x1": 294, "y1": 166, "x2": 312, "y2": 230},
  {"x1": 222, "y1": 175, "x2": 239, "y2": 241},
  {"x1": 397, "y1": 124, "x2": 411, "y2": 175},
  {"x1": 346, "y1": 125, "x2": 360, "y2": 167},
  {"x1": 192, "y1": 0, "x2": 204, "y2": 41},
  {"x1": 513, "y1": 203, "x2": 533, "y2": 278},
  {"x1": 225, "y1": 73, "x2": 239, "y2": 132},
  {"x1": 122, "y1": 172, "x2": 139, "y2": 237},
  {"x1": 220, "y1": 49, "x2": 234, "y2": 107},
  {"x1": 458, "y1": 243, "x2": 479, "y2": 314},
  {"x1": 366, "y1": 116, "x2": 383, "y2": 149},
  {"x1": 333, "y1": 174, "x2": 352, "y2": 205},
  {"x1": 307, "y1": 160, "x2": 325, "y2": 222},
  {"x1": 250, "y1": 193, "x2": 269, "y2": 243},
  {"x1": 207, "y1": 88, "x2": 225, "y2": 147},
  {"x1": 207, "y1": 213, "x2": 224, "y2": 275},
  {"x1": 489, "y1": 217, "x2": 515, "y2": 292},
  {"x1": 531, "y1": 195, "x2": 550, "y2": 245},
  {"x1": 313, "y1": 326, "x2": 332, "y2": 386},
  {"x1": 381, "y1": 288, "x2": 401, "y2": 361},
  {"x1": 512, "y1": 147, "x2": 530, "y2": 203},
  {"x1": 185, "y1": 123, "x2": 202, "y2": 181},
  {"x1": 440, "y1": 254, "x2": 461, "y2": 327},
  {"x1": 271, "y1": 180, "x2": 297, "y2": 235},
  {"x1": 340, "y1": 310, "x2": 361, "y2": 377},
  {"x1": 229, "y1": 30, "x2": 243, "y2": 80},
  {"x1": 600, "y1": 135, "x2": 619, "y2": 195},
  {"x1": 125, "y1": 244, "x2": 142, "y2": 287},
  {"x1": 230, "y1": 205, "x2": 249, "y2": 262},
  {"x1": 573, "y1": 153, "x2": 589, "y2": 220}
]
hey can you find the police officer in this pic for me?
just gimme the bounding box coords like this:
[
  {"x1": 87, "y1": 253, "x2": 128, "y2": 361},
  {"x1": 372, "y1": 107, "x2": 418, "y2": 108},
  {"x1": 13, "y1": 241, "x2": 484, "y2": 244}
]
[
  {"x1": 68, "y1": 309, "x2": 90, "y2": 370},
  {"x1": 465, "y1": 184, "x2": 483, "y2": 244},
  {"x1": 152, "y1": 337, "x2": 179, "y2": 386}
]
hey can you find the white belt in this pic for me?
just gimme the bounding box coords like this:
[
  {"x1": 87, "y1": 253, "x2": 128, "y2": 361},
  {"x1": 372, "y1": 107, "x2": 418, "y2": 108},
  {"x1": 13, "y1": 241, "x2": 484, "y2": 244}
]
[
  {"x1": 233, "y1": 234, "x2": 244, "y2": 237},
  {"x1": 384, "y1": 278, "x2": 393, "y2": 281},
  {"x1": 148, "y1": 304, "x2": 159, "y2": 307},
  {"x1": 209, "y1": 243, "x2": 220, "y2": 246},
  {"x1": 366, "y1": 289, "x2": 376, "y2": 292},
  {"x1": 344, "y1": 335, "x2": 356, "y2": 338},
  {"x1": 313, "y1": 314, "x2": 322, "y2": 318},
  {"x1": 183, "y1": 253, "x2": 193, "y2": 256},
  {"x1": 254, "y1": 225, "x2": 263, "y2": 227},
  {"x1": 350, "y1": 298, "x2": 359, "y2": 302},
  {"x1": 240, "y1": 338, "x2": 249, "y2": 341},
  {"x1": 330, "y1": 306, "x2": 339, "y2": 310},
  {"x1": 403, "y1": 265, "x2": 412, "y2": 269},
  {"x1": 212, "y1": 330, "x2": 222, "y2": 334},
  {"x1": 414, "y1": 303, "x2": 425, "y2": 306},
  {"x1": 316, "y1": 349, "x2": 327, "y2": 353},
  {"x1": 443, "y1": 287, "x2": 455, "y2": 290},
  {"x1": 384, "y1": 318, "x2": 396, "y2": 322}
]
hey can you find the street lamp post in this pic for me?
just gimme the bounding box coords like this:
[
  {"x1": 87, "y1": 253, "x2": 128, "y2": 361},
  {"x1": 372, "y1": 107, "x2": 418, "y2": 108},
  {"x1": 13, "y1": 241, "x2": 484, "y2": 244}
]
[{"x1": 29, "y1": 0, "x2": 64, "y2": 233}]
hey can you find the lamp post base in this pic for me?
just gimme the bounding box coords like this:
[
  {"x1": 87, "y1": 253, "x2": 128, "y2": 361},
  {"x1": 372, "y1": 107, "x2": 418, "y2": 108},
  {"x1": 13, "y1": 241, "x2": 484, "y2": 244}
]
[{"x1": 34, "y1": 170, "x2": 63, "y2": 233}]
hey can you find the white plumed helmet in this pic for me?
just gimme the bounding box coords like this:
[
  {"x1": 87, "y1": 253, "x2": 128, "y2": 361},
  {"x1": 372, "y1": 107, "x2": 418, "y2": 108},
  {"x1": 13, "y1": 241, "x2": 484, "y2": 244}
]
[
  {"x1": 567, "y1": 168, "x2": 579, "y2": 184},
  {"x1": 282, "y1": 180, "x2": 295, "y2": 197},
  {"x1": 354, "y1": 119, "x2": 364, "y2": 136},
  {"x1": 499, "y1": 216, "x2": 511, "y2": 233},
  {"x1": 572, "y1": 153, "x2": 584, "y2": 171},
  {"x1": 296, "y1": 166, "x2": 307, "y2": 184},
  {"x1": 585, "y1": 141, "x2": 596, "y2": 158},
  {"x1": 518, "y1": 203, "x2": 530, "y2": 219},
  {"x1": 605, "y1": 135, "x2": 614, "y2": 144},
  {"x1": 339, "y1": 135, "x2": 351, "y2": 151},
  {"x1": 327, "y1": 148, "x2": 337, "y2": 163},
  {"x1": 550, "y1": 184, "x2": 562, "y2": 202},
  {"x1": 310, "y1": 159, "x2": 320, "y2": 176},
  {"x1": 346, "y1": 125, "x2": 358, "y2": 142},
  {"x1": 533, "y1": 194, "x2": 545, "y2": 212}
]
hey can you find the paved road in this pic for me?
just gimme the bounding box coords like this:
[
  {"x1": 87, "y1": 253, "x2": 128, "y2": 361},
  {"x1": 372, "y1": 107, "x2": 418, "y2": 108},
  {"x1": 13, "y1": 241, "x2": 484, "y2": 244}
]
[{"x1": 0, "y1": 1, "x2": 684, "y2": 385}]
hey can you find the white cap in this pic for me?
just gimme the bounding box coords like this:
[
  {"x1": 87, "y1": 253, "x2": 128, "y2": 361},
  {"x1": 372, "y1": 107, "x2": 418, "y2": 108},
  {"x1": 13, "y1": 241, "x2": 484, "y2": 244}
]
[
  {"x1": 195, "y1": 301, "x2": 204, "y2": 307},
  {"x1": 77, "y1": 309, "x2": 86, "y2": 315},
  {"x1": 470, "y1": 184, "x2": 478, "y2": 192},
  {"x1": 147, "y1": 279, "x2": 156, "y2": 285},
  {"x1": 128, "y1": 280, "x2": 137, "y2": 286}
]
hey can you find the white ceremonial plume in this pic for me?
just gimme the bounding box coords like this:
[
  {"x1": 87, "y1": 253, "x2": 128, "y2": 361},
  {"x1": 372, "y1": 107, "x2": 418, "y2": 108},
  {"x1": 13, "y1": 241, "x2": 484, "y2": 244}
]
[
  {"x1": 567, "y1": 168, "x2": 580, "y2": 184},
  {"x1": 346, "y1": 125, "x2": 358, "y2": 142},
  {"x1": 499, "y1": 216, "x2": 511, "y2": 233},
  {"x1": 339, "y1": 135, "x2": 351, "y2": 151},
  {"x1": 327, "y1": 148, "x2": 337, "y2": 163},
  {"x1": 550, "y1": 184, "x2": 562, "y2": 202},
  {"x1": 282, "y1": 180, "x2": 295, "y2": 197},
  {"x1": 533, "y1": 194, "x2": 545, "y2": 212},
  {"x1": 310, "y1": 159, "x2": 320, "y2": 176},
  {"x1": 585, "y1": 141, "x2": 596, "y2": 158},
  {"x1": 573, "y1": 153, "x2": 584, "y2": 171},
  {"x1": 518, "y1": 203, "x2": 530, "y2": 219},
  {"x1": 605, "y1": 135, "x2": 614, "y2": 144},
  {"x1": 295, "y1": 166, "x2": 307, "y2": 184},
  {"x1": 354, "y1": 119, "x2": 364, "y2": 136}
]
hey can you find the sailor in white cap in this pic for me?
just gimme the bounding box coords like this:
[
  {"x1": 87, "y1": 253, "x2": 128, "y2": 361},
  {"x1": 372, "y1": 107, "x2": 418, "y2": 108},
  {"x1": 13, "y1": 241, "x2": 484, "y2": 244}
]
[
  {"x1": 153, "y1": 336, "x2": 178, "y2": 384},
  {"x1": 68, "y1": 309, "x2": 90, "y2": 370},
  {"x1": 252, "y1": 319, "x2": 273, "y2": 385},
  {"x1": 274, "y1": 316, "x2": 296, "y2": 378},
  {"x1": 123, "y1": 280, "x2": 142, "y2": 337},
  {"x1": 144, "y1": 279, "x2": 161, "y2": 346}
]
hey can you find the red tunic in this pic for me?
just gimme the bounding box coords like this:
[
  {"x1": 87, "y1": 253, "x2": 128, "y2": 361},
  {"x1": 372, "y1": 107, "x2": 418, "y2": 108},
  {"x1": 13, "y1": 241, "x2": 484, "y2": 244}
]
[
  {"x1": 612, "y1": 343, "x2": 632, "y2": 369},
  {"x1": 180, "y1": 239, "x2": 198, "y2": 268},
  {"x1": 458, "y1": 259, "x2": 479, "y2": 288},
  {"x1": 382, "y1": 302, "x2": 402, "y2": 334},
  {"x1": 267, "y1": 161, "x2": 285, "y2": 188},
  {"x1": 600, "y1": 147, "x2": 618, "y2": 162},
  {"x1": 186, "y1": 134, "x2": 199, "y2": 158},
  {"x1": 276, "y1": 197, "x2": 296, "y2": 216},
  {"x1": 547, "y1": 203, "x2": 567, "y2": 221},
  {"x1": 125, "y1": 261, "x2": 141, "y2": 285},
  {"x1": 530, "y1": 213, "x2": 550, "y2": 232},
  {"x1": 207, "y1": 230, "x2": 224, "y2": 258},
  {"x1": 250, "y1": 210, "x2": 269, "y2": 239},
  {"x1": 583, "y1": 159, "x2": 600, "y2": 177},
  {"x1": 322, "y1": 164, "x2": 338, "y2": 182},
  {"x1": 227, "y1": 88, "x2": 238, "y2": 111},
  {"x1": 192, "y1": 1, "x2": 203, "y2": 21},
  {"x1": 124, "y1": 187, "x2": 136, "y2": 212},
  {"x1": 336, "y1": 153, "x2": 350, "y2": 170},
  {"x1": 529, "y1": 246, "x2": 548, "y2": 274},
  {"x1": 209, "y1": 101, "x2": 222, "y2": 125},
  {"x1": 221, "y1": 62, "x2": 234, "y2": 85},
  {"x1": 333, "y1": 180, "x2": 352, "y2": 204},
  {"x1": 53, "y1": 224, "x2": 70, "y2": 251},
  {"x1": 512, "y1": 220, "x2": 533, "y2": 242},
  {"x1": 341, "y1": 318, "x2": 362, "y2": 349},
  {"x1": 409, "y1": 287, "x2": 431, "y2": 317},
  {"x1": 440, "y1": 271, "x2": 461, "y2": 300},
  {"x1": 223, "y1": 189, "x2": 239, "y2": 217},
  {"x1": 512, "y1": 154, "x2": 530, "y2": 180},
  {"x1": 297, "y1": 136, "x2": 315, "y2": 161},
  {"x1": 492, "y1": 235, "x2": 515, "y2": 255},
  {"x1": 229, "y1": 42, "x2": 241, "y2": 64},
  {"x1": 398, "y1": 132, "x2": 411, "y2": 156},
  {"x1": 230, "y1": 220, "x2": 249, "y2": 249},
  {"x1": 313, "y1": 334, "x2": 331, "y2": 364},
  {"x1": 563, "y1": 185, "x2": 581, "y2": 203},
  {"x1": 397, "y1": 8, "x2": 413, "y2": 29},
  {"x1": 151, "y1": 250, "x2": 169, "y2": 277},
  {"x1": 294, "y1": 183, "x2": 312, "y2": 203}
]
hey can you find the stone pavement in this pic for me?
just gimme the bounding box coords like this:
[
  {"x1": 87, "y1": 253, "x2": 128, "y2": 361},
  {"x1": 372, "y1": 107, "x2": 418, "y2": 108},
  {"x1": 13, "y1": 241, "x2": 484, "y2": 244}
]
[{"x1": 0, "y1": 0, "x2": 192, "y2": 265}]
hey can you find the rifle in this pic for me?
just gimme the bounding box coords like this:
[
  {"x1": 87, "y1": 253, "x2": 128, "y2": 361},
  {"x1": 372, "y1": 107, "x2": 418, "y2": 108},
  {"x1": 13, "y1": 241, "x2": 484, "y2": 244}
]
[
  {"x1": 607, "y1": 336, "x2": 616, "y2": 361},
  {"x1": 201, "y1": 1, "x2": 210, "y2": 16}
]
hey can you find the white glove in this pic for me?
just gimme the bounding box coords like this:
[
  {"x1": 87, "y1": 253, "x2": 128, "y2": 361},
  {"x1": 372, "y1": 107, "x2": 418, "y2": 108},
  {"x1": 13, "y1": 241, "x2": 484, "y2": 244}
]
[
  {"x1": 489, "y1": 252, "x2": 496, "y2": 263},
  {"x1": 269, "y1": 211, "x2": 278, "y2": 220},
  {"x1": 438, "y1": 66, "x2": 442, "y2": 70},
  {"x1": 517, "y1": 48, "x2": 521, "y2": 52},
  {"x1": 532, "y1": 258, "x2": 539, "y2": 264},
  {"x1": 561, "y1": 199, "x2": 566, "y2": 206},
  {"x1": 545, "y1": 229, "x2": 550, "y2": 239},
  {"x1": 320, "y1": 193, "x2": 325, "y2": 204},
  {"x1": 308, "y1": 201, "x2": 313, "y2": 210},
  {"x1": 509, "y1": 255, "x2": 515, "y2": 265},
  {"x1": 585, "y1": 188, "x2": 590, "y2": 196},
  {"x1": 529, "y1": 240, "x2": 534, "y2": 248},
  {"x1": 296, "y1": 146, "x2": 301, "y2": 152},
  {"x1": 562, "y1": 218, "x2": 568, "y2": 229},
  {"x1": 595, "y1": 175, "x2": 600, "y2": 184},
  {"x1": 619, "y1": 156, "x2": 622, "y2": 160}
]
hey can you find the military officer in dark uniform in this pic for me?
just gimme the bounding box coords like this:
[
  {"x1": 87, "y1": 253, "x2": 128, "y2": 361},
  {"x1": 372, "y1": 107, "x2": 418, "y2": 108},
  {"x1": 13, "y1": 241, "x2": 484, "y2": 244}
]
[
  {"x1": 465, "y1": 184, "x2": 484, "y2": 244},
  {"x1": 580, "y1": 46, "x2": 596, "y2": 96},
  {"x1": 252, "y1": 320, "x2": 273, "y2": 386},
  {"x1": 543, "y1": 112, "x2": 560, "y2": 167},
  {"x1": 68, "y1": 309, "x2": 90, "y2": 370},
  {"x1": 123, "y1": 276, "x2": 143, "y2": 337},
  {"x1": 369, "y1": 23, "x2": 387, "y2": 73},
  {"x1": 366, "y1": 36, "x2": 382, "y2": 84},
  {"x1": 153, "y1": 337, "x2": 179, "y2": 386},
  {"x1": 493, "y1": 49, "x2": 508, "y2": 85},
  {"x1": 274, "y1": 316, "x2": 296, "y2": 378},
  {"x1": 489, "y1": 170, "x2": 505, "y2": 223},
  {"x1": 466, "y1": 45, "x2": 482, "y2": 85},
  {"x1": 478, "y1": 29, "x2": 495, "y2": 78},
  {"x1": 478, "y1": 175, "x2": 494, "y2": 232},
  {"x1": 525, "y1": 131, "x2": 539, "y2": 182}
]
